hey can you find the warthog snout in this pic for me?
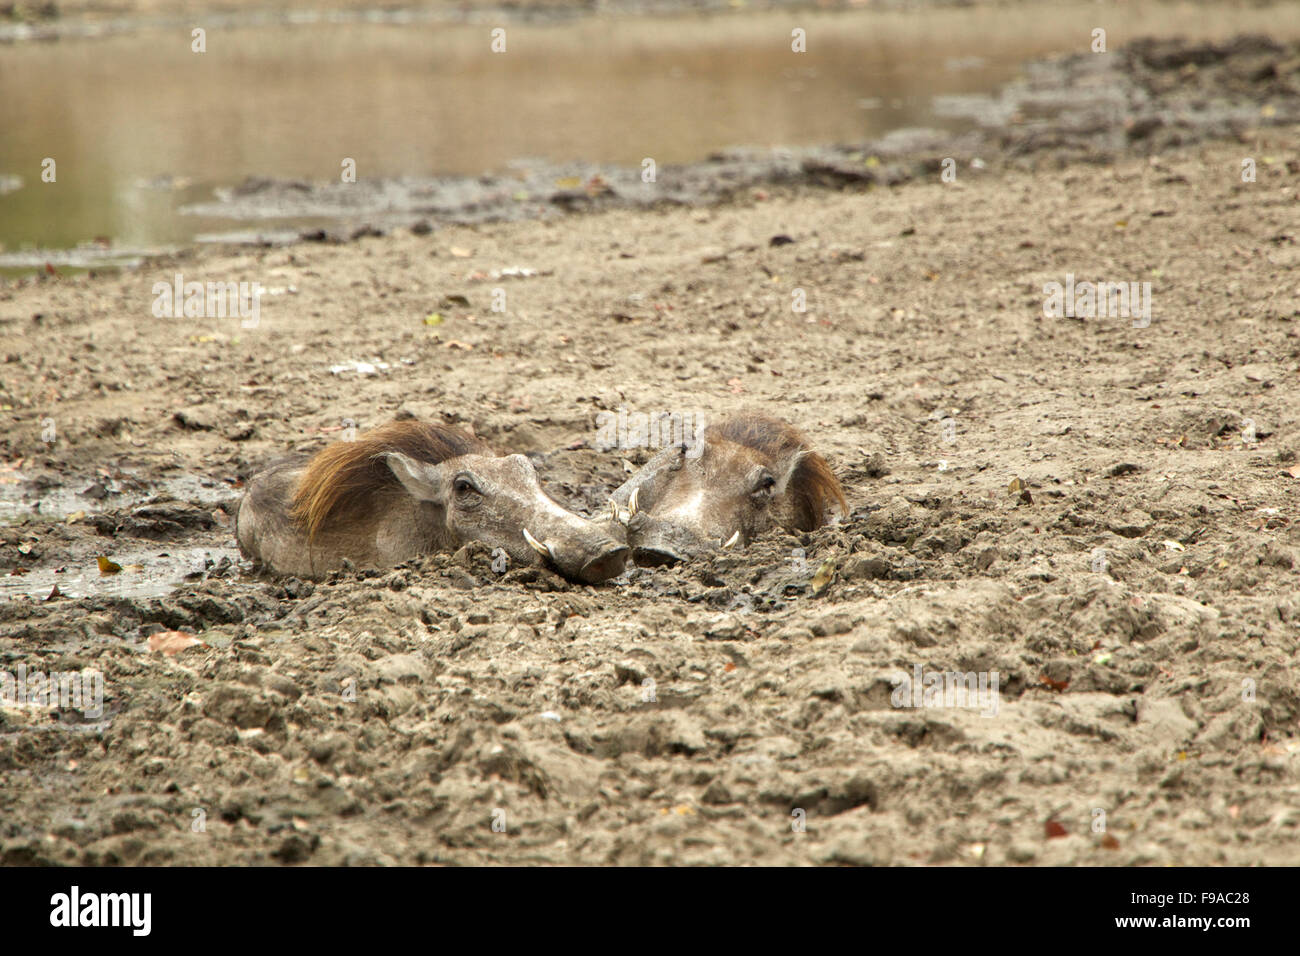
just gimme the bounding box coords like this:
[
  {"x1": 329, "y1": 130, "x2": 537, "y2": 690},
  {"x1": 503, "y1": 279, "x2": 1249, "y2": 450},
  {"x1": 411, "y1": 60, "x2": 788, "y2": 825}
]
[{"x1": 519, "y1": 514, "x2": 630, "y2": 583}]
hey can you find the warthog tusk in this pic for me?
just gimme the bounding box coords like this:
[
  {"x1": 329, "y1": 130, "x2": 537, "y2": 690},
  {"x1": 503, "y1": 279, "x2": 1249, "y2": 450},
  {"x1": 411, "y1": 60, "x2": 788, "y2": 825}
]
[
  {"x1": 722, "y1": 531, "x2": 741, "y2": 549},
  {"x1": 523, "y1": 528, "x2": 555, "y2": 561},
  {"x1": 628, "y1": 487, "x2": 640, "y2": 518},
  {"x1": 610, "y1": 500, "x2": 630, "y2": 526}
]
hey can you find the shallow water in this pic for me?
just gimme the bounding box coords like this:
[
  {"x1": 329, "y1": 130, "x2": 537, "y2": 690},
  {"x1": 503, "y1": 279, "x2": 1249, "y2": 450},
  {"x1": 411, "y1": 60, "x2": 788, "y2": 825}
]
[
  {"x1": 0, "y1": 545, "x2": 243, "y2": 600},
  {"x1": 4, "y1": 3, "x2": 1295, "y2": 270},
  {"x1": 0, "y1": 471, "x2": 235, "y2": 523}
]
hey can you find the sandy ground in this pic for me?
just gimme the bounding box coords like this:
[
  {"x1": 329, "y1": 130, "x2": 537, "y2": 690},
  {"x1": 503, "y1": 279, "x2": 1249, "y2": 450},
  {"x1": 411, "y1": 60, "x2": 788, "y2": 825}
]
[{"x1": 2, "y1": 123, "x2": 1298, "y2": 864}]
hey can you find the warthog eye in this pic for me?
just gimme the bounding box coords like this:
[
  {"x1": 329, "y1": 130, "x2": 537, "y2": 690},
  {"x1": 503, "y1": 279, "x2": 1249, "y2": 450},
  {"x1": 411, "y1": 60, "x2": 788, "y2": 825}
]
[
  {"x1": 453, "y1": 475, "x2": 481, "y2": 498},
  {"x1": 751, "y1": 472, "x2": 777, "y2": 502}
]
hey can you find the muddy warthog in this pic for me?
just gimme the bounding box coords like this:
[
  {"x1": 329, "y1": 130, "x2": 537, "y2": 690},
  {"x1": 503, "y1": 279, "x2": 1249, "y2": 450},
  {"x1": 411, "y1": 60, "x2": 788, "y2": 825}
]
[
  {"x1": 604, "y1": 412, "x2": 847, "y2": 565},
  {"x1": 236, "y1": 420, "x2": 629, "y2": 582}
]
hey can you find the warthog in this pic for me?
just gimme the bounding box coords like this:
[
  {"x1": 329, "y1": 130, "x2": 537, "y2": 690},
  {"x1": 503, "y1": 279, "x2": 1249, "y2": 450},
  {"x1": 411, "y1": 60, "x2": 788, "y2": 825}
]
[
  {"x1": 604, "y1": 412, "x2": 847, "y2": 565},
  {"x1": 236, "y1": 420, "x2": 629, "y2": 582}
]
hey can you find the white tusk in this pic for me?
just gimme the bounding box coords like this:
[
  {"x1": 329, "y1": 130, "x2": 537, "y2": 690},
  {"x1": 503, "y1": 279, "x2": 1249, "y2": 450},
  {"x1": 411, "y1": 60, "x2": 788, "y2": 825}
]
[
  {"x1": 722, "y1": 531, "x2": 741, "y2": 549},
  {"x1": 523, "y1": 528, "x2": 553, "y2": 560},
  {"x1": 609, "y1": 500, "x2": 619, "y2": 523},
  {"x1": 628, "y1": 487, "x2": 640, "y2": 518}
]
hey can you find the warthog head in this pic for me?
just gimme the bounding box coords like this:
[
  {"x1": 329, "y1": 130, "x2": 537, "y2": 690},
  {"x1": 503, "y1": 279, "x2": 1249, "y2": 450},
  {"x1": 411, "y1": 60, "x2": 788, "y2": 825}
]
[
  {"x1": 381, "y1": 449, "x2": 630, "y2": 583},
  {"x1": 604, "y1": 413, "x2": 847, "y2": 565},
  {"x1": 238, "y1": 421, "x2": 628, "y2": 582}
]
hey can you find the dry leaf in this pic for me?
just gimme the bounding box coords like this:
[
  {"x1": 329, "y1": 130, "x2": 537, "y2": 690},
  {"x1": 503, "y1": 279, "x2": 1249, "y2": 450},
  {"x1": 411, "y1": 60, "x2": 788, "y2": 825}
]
[
  {"x1": 147, "y1": 630, "x2": 204, "y2": 656},
  {"x1": 1101, "y1": 833, "x2": 1120, "y2": 850},
  {"x1": 97, "y1": 556, "x2": 122, "y2": 575},
  {"x1": 1045, "y1": 820, "x2": 1068, "y2": 839},
  {"x1": 810, "y1": 559, "x2": 836, "y2": 596}
]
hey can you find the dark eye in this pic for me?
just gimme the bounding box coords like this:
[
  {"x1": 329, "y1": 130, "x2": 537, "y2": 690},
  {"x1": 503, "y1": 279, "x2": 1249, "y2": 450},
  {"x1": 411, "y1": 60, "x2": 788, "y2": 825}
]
[{"x1": 453, "y1": 476, "x2": 478, "y2": 496}]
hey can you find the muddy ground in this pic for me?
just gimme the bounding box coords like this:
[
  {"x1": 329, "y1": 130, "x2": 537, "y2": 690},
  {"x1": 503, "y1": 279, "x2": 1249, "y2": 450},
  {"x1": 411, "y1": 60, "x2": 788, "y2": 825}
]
[{"x1": 2, "y1": 30, "x2": 1300, "y2": 863}]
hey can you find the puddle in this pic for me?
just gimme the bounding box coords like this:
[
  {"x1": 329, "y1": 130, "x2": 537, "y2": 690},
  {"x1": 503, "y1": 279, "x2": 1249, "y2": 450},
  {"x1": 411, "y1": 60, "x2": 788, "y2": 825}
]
[
  {"x1": 4, "y1": 4, "x2": 1297, "y2": 272},
  {"x1": 0, "y1": 470, "x2": 236, "y2": 523},
  {"x1": 1, "y1": 546, "x2": 243, "y2": 600}
]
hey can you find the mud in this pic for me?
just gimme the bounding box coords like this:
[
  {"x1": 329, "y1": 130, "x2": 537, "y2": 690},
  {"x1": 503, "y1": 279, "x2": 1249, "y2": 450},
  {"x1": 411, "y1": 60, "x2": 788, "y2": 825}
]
[{"x1": 1, "y1": 29, "x2": 1299, "y2": 864}]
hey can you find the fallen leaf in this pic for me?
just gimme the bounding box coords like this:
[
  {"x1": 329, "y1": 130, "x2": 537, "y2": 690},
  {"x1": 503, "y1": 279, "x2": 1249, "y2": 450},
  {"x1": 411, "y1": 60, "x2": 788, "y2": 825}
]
[
  {"x1": 1101, "y1": 833, "x2": 1120, "y2": 850},
  {"x1": 1008, "y1": 477, "x2": 1026, "y2": 494},
  {"x1": 1040, "y1": 674, "x2": 1070, "y2": 692},
  {"x1": 424, "y1": 313, "x2": 445, "y2": 326},
  {"x1": 45, "y1": 584, "x2": 61, "y2": 601},
  {"x1": 1045, "y1": 820, "x2": 1068, "y2": 839},
  {"x1": 147, "y1": 630, "x2": 204, "y2": 656},
  {"x1": 97, "y1": 556, "x2": 122, "y2": 575},
  {"x1": 810, "y1": 559, "x2": 836, "y2": 596},
  {"x1": 65, "y1": 510, "x2": 86, "y2": 524},
  {"x1": 449, "y1": 246, "x2": 472, "y2": 258}
]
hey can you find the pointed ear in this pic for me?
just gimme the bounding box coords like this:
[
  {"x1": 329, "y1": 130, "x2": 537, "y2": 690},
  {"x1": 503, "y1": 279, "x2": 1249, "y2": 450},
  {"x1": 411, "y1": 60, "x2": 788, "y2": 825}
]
[
  {"x1": 382, "y1": 453, "x2": 448, "y2": 505},
  {"x1": 774, "y1": 449, "x2": 810, "y2": 496}
]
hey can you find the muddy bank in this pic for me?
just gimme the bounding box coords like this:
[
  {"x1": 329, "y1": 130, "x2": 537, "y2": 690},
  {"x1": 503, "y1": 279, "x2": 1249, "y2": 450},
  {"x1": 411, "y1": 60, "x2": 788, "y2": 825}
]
[
  {"x1": 172, "y1": 34, "x2": 1300, "y2": 242},
  {"x1": 1, "y1": 119, "x2": 1298, "y2": 863}
]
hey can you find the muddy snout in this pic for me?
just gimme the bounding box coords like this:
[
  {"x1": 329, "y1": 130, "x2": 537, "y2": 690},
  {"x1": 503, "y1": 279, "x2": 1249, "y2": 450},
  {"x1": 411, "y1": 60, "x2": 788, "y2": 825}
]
[
  {"x1": 623, "y1": 517, "x2": 712, "y2": 567},
  {"x1": 525, "y1": 520, "x2": 629, "y2": 583}
]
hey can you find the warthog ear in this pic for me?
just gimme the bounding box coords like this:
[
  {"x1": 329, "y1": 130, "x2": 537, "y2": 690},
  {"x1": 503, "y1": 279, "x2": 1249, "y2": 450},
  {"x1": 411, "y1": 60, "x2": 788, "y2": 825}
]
[
  {"x1": 774, "y1": 449, "x2": 811, "y2": 495},
  {"x1": 382, "y1": 452, "x2": 448, "y2": 505}
]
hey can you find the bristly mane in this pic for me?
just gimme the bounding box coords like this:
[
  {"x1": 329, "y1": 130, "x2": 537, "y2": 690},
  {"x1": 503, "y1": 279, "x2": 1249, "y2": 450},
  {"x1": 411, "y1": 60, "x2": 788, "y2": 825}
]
[
  {"x1": 704, "y1": 413, "x2": 848, "y2": 530},
  {"x1": 290, "y1": 421, "x2": 491, "y2": 541}
]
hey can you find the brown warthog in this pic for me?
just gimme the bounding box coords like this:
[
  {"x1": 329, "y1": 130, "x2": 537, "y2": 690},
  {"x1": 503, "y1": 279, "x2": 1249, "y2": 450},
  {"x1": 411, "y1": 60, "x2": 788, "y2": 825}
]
[
  {"x1": 236, "y1": 420, "x2": 628, "y2": 582},
  {"x1": 604, "y1": 412, "x2": 847, "y2": 565}
]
